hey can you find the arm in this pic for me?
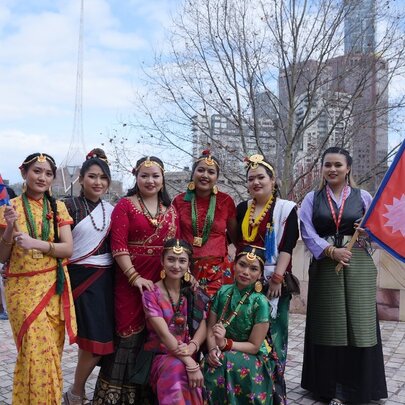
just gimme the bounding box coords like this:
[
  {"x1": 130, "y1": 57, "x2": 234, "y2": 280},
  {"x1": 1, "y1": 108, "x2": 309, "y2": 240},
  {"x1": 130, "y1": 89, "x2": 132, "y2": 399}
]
[
  {"x1": 267, "y1": 252, "x2": 291, "y2": 298},
  {"x1": 226, "y1": 217, "x2": 238, "y2": 246},
  {"x1": 148, "y1": 316, "x2": 204, "y2": 387},
  {"x1": 185, "y1": 319, "x2": 207, "y2": 356},
  {"x1": 212, "y1": 321, "x2": 269, "y2": 355},
  {"x1": 206, "y1": 310, "x2": 223, "y2": 367}
]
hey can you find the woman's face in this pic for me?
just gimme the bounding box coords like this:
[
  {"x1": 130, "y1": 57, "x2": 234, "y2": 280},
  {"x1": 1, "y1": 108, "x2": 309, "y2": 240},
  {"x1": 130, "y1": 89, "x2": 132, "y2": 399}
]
[
  {"x1": 192, "y1": 161, "x2": 218, "y2": 195},
  {"x1": 162, "y1": 249, "x2": 190, "y2": 280},
  {"x1": 22, "y1": 161, "x2": 54, "y2": 199},
  {"x1": 247, "y1": 165, "x2": 274, "y2": 200},
  {"x1": 80, "y1": 164, "x2": 109, "y2": 202},
  {"x1": 136, "y1": 164, "x2": 164, "y2": 198},
  {"x1": 322, "y1": 153, "x2": 350, "y2": 188},
  {"x1": 234, "y1": 255, "x2": 262, "y2": 289}
]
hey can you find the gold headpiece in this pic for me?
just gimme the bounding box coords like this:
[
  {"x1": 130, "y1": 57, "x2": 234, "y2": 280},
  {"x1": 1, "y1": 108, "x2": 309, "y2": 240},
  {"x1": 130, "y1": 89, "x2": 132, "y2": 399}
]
[
  {"x1": 21, "y1": 153, "x2": 55, "y2": 167},
  {"x1": 196, "y1": 150, "x2": 219, "y2": 168},
  {"x1": 134, "y1": 157, "x2": 165, "y2": 173},
  {"x1": 164, "y1": 239, "x2": 191, "y2": 255},
  {"x1": 245, "y1": 154, "x2": 275, "y2": 176},
  {"x1": 86, "y1": 150, "x2": 109, "y2": 165},
  {"x1": 237, "y1": 245, "x2": 265, "y2": 266}
]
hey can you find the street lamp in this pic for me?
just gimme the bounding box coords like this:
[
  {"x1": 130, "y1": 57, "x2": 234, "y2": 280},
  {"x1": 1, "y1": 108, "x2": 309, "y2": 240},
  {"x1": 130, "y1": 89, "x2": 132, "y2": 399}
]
[{"x1": 66, "y1": 166, "x2": 76, "y2": 197}]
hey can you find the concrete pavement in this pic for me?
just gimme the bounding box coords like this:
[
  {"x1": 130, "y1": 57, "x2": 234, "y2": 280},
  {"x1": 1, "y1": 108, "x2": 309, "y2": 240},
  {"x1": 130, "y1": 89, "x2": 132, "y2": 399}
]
[{"x1": 1, "y1": 314, "x2": 405, "y2": 404}]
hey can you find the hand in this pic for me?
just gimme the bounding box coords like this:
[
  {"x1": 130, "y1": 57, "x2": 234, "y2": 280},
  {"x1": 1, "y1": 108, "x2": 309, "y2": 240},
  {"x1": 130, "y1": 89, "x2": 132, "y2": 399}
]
[
  {"x1": 266, "y1": 280, "x2": 282, "y2": 298},
  {"x1": 170, "y1": 341, "x2": 189, "y2": 356},
  {"x1": 4, "y1": 206, "x2": 18, "y2": 228},
  {"x1": 187, "y1": 367, "x2": 204, "y2": 389},
  {"x1": 133, "y1": 276, "x2": 154, "y2": 293},
  {"x1": 212, "y1": 322, "x2": 226, "y2": 346},
  {"x1": 333, "y1": 247, "x2": 352, "y2": 267},
  {"x1": 13, "y1": 232, "x2": 35, "y2": 250},
  {"x1": 207, "y1": 346, "x2": 222, "y2": 368}
]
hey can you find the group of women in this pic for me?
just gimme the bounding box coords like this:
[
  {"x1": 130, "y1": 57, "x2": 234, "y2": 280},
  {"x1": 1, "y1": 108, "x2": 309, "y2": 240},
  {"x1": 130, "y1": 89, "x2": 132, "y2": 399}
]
[{"x1": 0, "y1": 146, "x2": 387, "y2": 405}]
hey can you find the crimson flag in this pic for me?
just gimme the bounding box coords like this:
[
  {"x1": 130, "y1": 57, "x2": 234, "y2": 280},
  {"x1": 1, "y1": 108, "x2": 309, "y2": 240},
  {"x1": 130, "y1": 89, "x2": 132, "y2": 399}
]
[{"x1": 363, "y1": 139, "x2": 405, "y2": 262}]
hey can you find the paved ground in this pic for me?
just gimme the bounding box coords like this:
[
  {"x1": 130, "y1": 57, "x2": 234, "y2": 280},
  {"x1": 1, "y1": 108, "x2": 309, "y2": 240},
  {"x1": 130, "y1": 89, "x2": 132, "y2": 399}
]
[{"x1": 1, "y1": 314, "x2": 405, "y2": 404}]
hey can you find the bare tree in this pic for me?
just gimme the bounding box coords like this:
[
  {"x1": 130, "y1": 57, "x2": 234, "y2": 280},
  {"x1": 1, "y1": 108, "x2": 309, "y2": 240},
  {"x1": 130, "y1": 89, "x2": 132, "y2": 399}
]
[{"x1": 109, "y1": 0, "x2": 405, "y2": 202}]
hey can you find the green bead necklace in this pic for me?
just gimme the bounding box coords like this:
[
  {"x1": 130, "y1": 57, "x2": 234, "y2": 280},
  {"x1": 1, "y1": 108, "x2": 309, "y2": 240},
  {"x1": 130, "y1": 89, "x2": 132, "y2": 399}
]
[{"x1": 191, "y1": 192, "x2": 216, "y2": 247}]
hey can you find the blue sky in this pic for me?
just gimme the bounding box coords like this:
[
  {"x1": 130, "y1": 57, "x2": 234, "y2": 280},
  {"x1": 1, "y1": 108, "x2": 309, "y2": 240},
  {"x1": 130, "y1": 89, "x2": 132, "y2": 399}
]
[{"x1": 0, "y1": 0, "x2": 179, "y2": 184}]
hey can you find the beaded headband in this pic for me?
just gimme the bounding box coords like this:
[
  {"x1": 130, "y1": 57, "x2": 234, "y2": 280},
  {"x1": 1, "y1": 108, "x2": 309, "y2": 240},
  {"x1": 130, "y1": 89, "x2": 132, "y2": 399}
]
[
  {"x1": 20, "y1": 153, "x2": 56, "y2": 167},
  {"x1": 196, "y1": 149, "x2": 219, "y2": 168},
  {"x1": 86, "y1": 150, "x2": 109, "y2": 165},
  {"x1": 236, "y1": 245, "x2": 265, "y2": 266},
  {"x1": 164, "y1": 239, "x2": 192, "y2": 255},
  {"x1": 244, "y1": 154, "x2": 275, "y2": 177},
  {"x1": 134, "y1": 157, "x2": 165, "y2": 173}
]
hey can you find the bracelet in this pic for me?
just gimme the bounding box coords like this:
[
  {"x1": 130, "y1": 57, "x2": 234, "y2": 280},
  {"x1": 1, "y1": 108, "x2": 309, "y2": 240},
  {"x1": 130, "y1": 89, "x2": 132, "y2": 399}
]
[
  {"x1": 123, "y1": 265, "x2": 135, "y2": 275},
  {"x1": 208, "y1": 345, "x2": 219, "y2": 353},
  {"x1": 0, "y1": 236, "x2": 13, "y2": 246},
  {"x1": 271, "y1": 273, "x2": 284, "y2": 284},
  {"x1": 330, "y1": 246, "x2": 336, "y2": 260},
  {"x1": 185, "y1": 363, "x2": 200, "y2": 372},
  {"x1": 222, "y1": 338, "x2": 233, "y2": 351},
  {"x1": 189, "y1": 339, "x2": 200, "y2": 353},
  {"x1": 47, "y1": 242, "x2": 55, "y2": 256},
  {"x1": 128, "y1": 272, "x2": 141, "y2": 285}
]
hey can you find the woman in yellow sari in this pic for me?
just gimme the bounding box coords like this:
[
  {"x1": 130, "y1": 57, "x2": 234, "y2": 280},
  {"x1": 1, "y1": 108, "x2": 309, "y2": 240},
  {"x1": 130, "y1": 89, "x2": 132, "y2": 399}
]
[{"x1": 0, "y1": 153, "x2": 77, "y2": 405}]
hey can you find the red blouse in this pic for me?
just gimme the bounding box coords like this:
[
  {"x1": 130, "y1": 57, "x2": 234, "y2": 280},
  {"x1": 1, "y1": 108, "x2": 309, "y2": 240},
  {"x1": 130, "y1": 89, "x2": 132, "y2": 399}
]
[{"x1": 173, "y1": 191, "x2": 236, "y2": 258}]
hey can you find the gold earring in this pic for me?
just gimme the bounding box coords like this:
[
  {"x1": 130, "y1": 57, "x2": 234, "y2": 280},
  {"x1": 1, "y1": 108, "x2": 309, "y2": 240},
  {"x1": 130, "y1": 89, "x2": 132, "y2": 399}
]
[
  {"x1": 212, "y1": 185, "x2": 218, "y2": 195},
  {"x1": 184, "y1": 270, "x2": 191, "y2": 282},
  {"x1": 187, "y1": 181, "x2": 195, "y2": 191},
  {"x1": 160, "y1": 269, "x2": 166, "y2": 279},
  {"x1": 254, "y1": 280, "x2": 263, "y2": 293},
  {"x1": 48, "y1": 187, "x2": 53, "y2": 197},
  {"x1": 22, "y1": 182, "x2": 27, "y2": 193}
]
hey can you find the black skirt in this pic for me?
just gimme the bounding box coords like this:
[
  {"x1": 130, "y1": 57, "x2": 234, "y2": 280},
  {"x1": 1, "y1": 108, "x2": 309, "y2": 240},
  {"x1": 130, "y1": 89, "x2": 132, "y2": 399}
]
[
  {"x1": 68, "y1": 263, "x2": 115, "y2": 355},
  {"x1": 301, "y1": 313, "x2": 387, "y2": 402}
]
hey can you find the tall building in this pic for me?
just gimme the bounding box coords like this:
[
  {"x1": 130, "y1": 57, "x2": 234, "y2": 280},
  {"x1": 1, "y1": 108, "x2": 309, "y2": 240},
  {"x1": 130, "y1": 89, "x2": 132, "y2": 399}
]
[
  {"x1": 344, "y1": 0, "x2": 376, "y2": 54},
  {"x1": 277, "y1": 0, "x2": 387, "y2": 194}
]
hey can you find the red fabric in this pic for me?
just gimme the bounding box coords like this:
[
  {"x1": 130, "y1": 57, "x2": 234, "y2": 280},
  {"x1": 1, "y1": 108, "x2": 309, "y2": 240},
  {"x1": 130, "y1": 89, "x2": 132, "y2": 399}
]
[
  {"x1": 363, "y1": 140, "x2": 405, "y2": 262},
  {"x1": 172, "y1": 191, "x2": 236, "y2": 258},
  {"x1": 110, "y1": 197, "x2": 178, "y2": 336}
]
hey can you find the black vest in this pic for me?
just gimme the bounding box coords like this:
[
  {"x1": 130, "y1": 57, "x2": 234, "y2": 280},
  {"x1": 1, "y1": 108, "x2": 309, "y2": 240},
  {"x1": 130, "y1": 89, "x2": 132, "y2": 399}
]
[{"x1": 312, "y1": 188, "x2": 363, "y2": 238}]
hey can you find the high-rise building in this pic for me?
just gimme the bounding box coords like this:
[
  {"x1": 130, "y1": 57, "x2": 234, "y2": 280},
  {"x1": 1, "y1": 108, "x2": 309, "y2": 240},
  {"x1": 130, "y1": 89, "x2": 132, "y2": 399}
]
[{"x1": 344, "y1": 0, "x2": 376, "y2": 54}]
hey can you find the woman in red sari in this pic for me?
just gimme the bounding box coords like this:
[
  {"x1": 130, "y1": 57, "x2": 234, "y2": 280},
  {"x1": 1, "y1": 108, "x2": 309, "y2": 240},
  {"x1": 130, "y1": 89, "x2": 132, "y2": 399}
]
[
  {"x1": 173, "y1": 150, "x2": 238, "y2": 297},
  {"x1": 93, "y1": 156, "x2": 178, "y2": 404}
]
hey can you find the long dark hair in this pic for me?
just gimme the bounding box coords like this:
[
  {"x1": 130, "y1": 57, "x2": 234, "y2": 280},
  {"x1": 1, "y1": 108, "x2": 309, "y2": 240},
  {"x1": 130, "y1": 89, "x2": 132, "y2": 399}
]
[
  {"x1": 127, "y1": 156, "x2": 171, "y2": 206},
  {"x1": 80, "y1": 148, "x2": 111, "y2": 188},
  {"x1": 20, "y1": 152, "x2": 65, "y2": 294}
]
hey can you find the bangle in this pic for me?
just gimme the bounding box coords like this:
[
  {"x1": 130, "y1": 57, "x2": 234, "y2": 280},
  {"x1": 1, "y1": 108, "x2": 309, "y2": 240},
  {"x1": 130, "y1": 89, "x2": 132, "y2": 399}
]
[
  {"x1": 330, "y1": 246, "x2": 336, "y2": 260},
  {"x1": 271, "y1": 273, "x2": 284, "y2": 284},
  {"x1": 223, "y1": 338, "x2": 233, "y2": 351},
  {"x1": 47, "y1": 242, "x2": 55, "y2": 256},
  {"x1": 189, "y1": 339, "x2": 200, "y2": 353},
  {"x1": 1, "y1": 236, "x2": 13, "y2": 246},
  {"x1": 208, "y1": 345, "x2": 218, "y2": 353},
  {"x1": 123, "y1": 265, "x2": 135, "y2": 275},
  {"x1": 128, "y1": 272, "x2": 140, "y2": 285},
  {"x1": 185, "y1": 363, "x2": 200, "y2": 372}
]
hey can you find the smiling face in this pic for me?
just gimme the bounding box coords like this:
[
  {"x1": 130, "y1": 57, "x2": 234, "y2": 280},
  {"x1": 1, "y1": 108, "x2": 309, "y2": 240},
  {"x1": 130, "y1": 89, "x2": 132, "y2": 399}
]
[
  {"x1": 22, "y1": 161, "x2": 55, "y2": 199},
  {"x1": 192, "y1": 161, "x2": 218, "y2": 196},
  {"x1": 322, "y1": 153, "x2": 351, "y2": 188},
  {"x1": 247, "y1": 165, "x2": 275, "y2": 200},
  {"x1": 80, "y1": 164, "x2": 109, "y2": 202},
  {"x1": 161, "y1": 249, "x2": 190, "y2": 280},
  {"x1": 136, "y1": 164, "x2": 164, "y2": 198},
  {"x1": 234, "y1": 255, "x2": 262, "y2": 289}
]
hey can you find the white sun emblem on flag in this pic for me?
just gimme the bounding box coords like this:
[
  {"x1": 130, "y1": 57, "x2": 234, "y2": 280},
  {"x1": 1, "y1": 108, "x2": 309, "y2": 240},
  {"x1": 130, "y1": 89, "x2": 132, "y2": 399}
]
[{"x1": 383, "y1": 194, "x2": 405, "y2": 237}]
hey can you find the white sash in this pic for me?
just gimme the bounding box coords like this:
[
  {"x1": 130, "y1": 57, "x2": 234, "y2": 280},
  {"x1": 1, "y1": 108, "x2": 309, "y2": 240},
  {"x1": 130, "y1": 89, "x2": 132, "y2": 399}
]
[
  {"x1": 264, "y1": 198, "x2": 296, "y2": 318},
  {"x1": 70, "y1": 201, "x2": 114, "y2": 266}
]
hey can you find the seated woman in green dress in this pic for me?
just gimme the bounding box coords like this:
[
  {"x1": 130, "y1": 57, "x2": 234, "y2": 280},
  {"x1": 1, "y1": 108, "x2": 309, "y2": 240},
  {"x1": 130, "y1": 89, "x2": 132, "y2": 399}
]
[{"x1": 204, "y1": 245, "x2": 273, "y2": 404}]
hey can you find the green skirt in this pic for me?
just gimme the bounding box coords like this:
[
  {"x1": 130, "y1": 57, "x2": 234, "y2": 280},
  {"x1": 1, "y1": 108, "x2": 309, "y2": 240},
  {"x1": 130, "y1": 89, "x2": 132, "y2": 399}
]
[{"x1": 306, "y1": 245, "x2": 377, "y2": 347}]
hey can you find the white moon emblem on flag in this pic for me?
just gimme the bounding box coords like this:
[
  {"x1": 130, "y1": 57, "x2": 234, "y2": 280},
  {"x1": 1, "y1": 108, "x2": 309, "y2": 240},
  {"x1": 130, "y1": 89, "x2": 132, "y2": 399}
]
[{"x1": 383, "y1": 194, "x2": 405, "y2": 237}]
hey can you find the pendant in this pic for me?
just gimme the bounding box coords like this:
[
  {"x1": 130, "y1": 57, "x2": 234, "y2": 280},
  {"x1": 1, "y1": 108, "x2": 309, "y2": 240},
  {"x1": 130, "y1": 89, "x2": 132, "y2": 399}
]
[
  {"x1": 32, "y1": 249, "x2": 43, "y2": 259},
  {"x1": 174, "y1": 314, "x2": 186, "y2": 325},
  {"x1": 193, "y1": 236, "x2": 203, "y2": 247},
  {"x1": 150, "y1": 218, "x2": 158, "y2": 226}
]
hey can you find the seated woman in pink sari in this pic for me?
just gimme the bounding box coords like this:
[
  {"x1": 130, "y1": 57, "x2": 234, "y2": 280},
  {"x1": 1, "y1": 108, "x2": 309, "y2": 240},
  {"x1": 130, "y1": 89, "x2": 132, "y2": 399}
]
[{"x1": 142, "y1": 239, "x2": 207, "y2": 405}]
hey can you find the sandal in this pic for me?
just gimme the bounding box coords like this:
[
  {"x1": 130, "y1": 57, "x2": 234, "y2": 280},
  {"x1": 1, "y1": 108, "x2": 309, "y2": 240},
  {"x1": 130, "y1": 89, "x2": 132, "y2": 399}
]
[
  {"x1": 63, "y1": 388, "x2": 84, "y2": 405},
  {"x1": 329, "y1": 399, "x2": 346, "y2": 405}
]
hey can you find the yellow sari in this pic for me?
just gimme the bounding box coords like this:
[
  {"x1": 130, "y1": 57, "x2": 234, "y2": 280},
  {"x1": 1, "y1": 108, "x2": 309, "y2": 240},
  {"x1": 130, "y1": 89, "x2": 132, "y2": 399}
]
[{"x1": 0, "y1": 196, "x2": 77, "y2": 405}]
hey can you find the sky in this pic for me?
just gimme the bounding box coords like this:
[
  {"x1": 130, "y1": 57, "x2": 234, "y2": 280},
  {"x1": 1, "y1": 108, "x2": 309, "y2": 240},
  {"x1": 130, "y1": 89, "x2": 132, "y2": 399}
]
[{"x1": 0, "y1": 0, "x2": 180, "y2": 185}]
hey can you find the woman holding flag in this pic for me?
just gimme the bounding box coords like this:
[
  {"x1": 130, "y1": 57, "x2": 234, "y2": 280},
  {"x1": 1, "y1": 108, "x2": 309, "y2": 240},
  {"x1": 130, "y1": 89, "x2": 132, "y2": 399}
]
[
  {"x1": 0, "y1": 153, "x2": 77, "y2": 405},
  {"x1": 299, "y1": 147, "x2": 387, "y2": 405}
]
